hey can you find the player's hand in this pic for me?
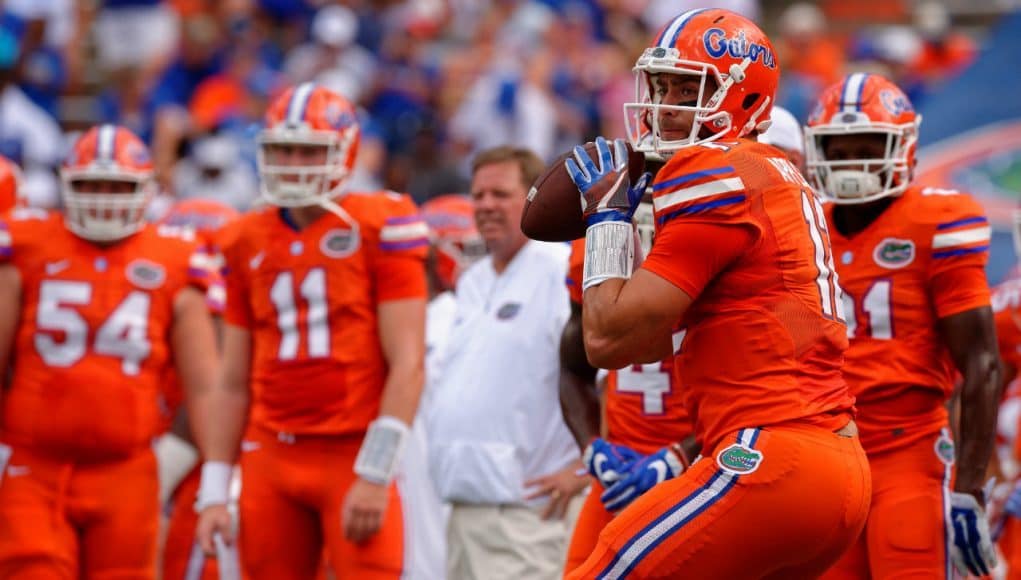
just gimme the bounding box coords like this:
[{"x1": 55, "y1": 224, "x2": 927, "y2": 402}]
[
  {"x1": 600, "y1": 445, "x2": 687, "y2": 512},
  {"x1": 524, "y1": 462, "x2": 589, "y2": 520},
  {"x1": 949, "y1": 489, "x2": 998, "y2": 576},
  {"x1": 196, "y1": 504, "x2": 234, "y2": 556},
  {"x1": 342, "y1": 477, "x2": 390, "y2": 543},
  {"x1": 583, "y1": 438, "x2": 641, "y2": 489},
  {"x1": 566, "y1": 136, "x2": 650, "y2": 227}
]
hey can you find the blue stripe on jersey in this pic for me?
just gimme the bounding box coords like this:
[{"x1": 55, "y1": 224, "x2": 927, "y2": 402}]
[
  {"x1": 936, "y1": 216, "x2": 988, "y2": 230},
  {"x1": 657, "y1": 194, "x2": 746, "y2": 226},
  {"x1": 933, "y1": 245, "x2": 989, "y2": 259},
  {"x1": 656, "y1": 9, "x2": 708, "y2": 48},
  {"x1": 652, "y1": 166, "x2": 735, "y2": 192}
]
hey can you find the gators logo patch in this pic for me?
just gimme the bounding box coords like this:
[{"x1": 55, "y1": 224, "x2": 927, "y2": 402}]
[
  {"x1": 126, "y1": 259, "x2": 166, "y2": 289},
  {"x1": 320, "y1": 228, "x2": 359, "y2": 258},
  {"x1": 873, "y1": 238, "x2": 915, "y2": 269},
  {"x1": 935, "y1": 433, "x2": 955, "y2": 466},
  {"x1": 716, "y1": 443, "x2": 763, "y2": 475}
]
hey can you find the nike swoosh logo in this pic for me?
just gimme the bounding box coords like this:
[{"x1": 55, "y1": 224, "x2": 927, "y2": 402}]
[
  {"x1": 45, "y1": 260, "x2": 70, "y2": 275},
  {"x1": 249, "y1": 252, "x2": 265, "y2": 270}
]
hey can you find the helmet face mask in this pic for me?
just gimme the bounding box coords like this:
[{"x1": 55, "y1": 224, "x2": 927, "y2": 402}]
[
  {"x1": 257, "y1": 83, "x2": 360, "y2": 208},
  {"x1": 805, "y1": 74, "x2": 921, "y2": 205},
  {"x1": 61, "y1": 125, "x2": 155, "y2": 242}
]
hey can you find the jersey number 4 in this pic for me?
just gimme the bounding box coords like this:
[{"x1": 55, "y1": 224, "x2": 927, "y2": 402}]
[{"x1": 35, "y1": 280, "x2": 152, "y2": 375}]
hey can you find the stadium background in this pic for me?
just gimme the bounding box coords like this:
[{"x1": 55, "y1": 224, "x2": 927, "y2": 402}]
[{"x1": 1, "y1": 0, "x2": 1018, "y2": 275}]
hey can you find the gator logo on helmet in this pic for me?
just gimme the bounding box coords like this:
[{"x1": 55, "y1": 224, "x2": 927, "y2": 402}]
[
  {"x1": 716, "y1": 443, "x2": 764, "y2": 475},
  {"x1": 880, "y1": 89, "x2": 914, "y2": 117},
  {"x1": 873, "y1": 238, "x2": 915, "y2": 269},
  {"x1": 703, "y1": 28, "x2": 776, "y2": 69}
]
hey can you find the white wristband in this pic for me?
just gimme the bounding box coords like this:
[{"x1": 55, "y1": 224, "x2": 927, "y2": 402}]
[
  {"x1": 195, "y1": 461, "x2": 232, "y2": 512},
  {"x1": 583, "y1": 221, "x2": 634, "y2": 290},
  {"x1": 354, "y1": 416, "x2": 410, "y2": 485}
]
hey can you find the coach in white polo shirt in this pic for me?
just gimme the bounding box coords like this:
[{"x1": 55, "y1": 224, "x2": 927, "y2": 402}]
[{"x1": 427, "y1": 146, "x2": 587, "y2": 580}]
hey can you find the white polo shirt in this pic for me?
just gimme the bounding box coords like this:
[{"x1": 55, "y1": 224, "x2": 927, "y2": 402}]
[{"x1": 427, "y1": 241, "x2": 576, "y2": 506}]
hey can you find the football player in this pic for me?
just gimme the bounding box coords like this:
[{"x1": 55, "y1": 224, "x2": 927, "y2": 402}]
[
  {"x1": 155, "y1": 197, "x2": 239, "y2": 580},
  {"x1": 0, "y1": 125, "x2": 221, "y2": 577},
  {"x1": 559, "y1": 9, "x2": 871, "y2": 578},
  {"x1": 807, "y1": 73, "x2": 1000, "y2": 578},
  {"x1": 194, "y1": 83, "x2": 428, "y2": 579},
  {"x1": 560, "y1": 202, "x2": 697, "y2": 575}
]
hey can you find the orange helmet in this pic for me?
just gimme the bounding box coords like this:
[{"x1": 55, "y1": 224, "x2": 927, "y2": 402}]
[
  {"x1": 625, "y1": 8, "x2": 779, "y2": 156},
  {"x1": 61, "y1": 124, "x2": 156, "y2": 241},
  {"x1": 421, "y1": 195, "x2": 486, "y2": 291},
  {"x1": 805, "y1": 73, "x2": 921, "y2": 204},
  {"x1": 158, "y1": 198, "x2": 239, "y2": 233},
  {"x1": 257, "y1": 82, "x2": 360, "y2": 208},
  {"x1": 0, "y1": 155, "x2": 23, "y2": 213}
]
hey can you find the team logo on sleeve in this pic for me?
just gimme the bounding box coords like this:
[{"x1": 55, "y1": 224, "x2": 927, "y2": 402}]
[
  {"x1": 873, "y1": 238, "x2": 915, "y2": 269},
  {"x1": 320, "y1": 228, "x2": 359, "y2": 258},
  {"x1": 126, "y1": 259, "x2": 166, "y2": 289},
  {"x1": 716, "y1": 443, "x2": 763, "y2": 475}
]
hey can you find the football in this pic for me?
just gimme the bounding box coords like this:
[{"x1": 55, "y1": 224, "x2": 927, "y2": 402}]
[{"x1": 521, "y1": 141, "x2": 647, "y2": 242}]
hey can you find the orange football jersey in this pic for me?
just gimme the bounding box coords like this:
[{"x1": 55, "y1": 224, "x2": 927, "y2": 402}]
[
  {"x1": 825, "y1": 185, "x2": 991, "y2": 454},
  {"x1": 0, "y1": 209, "x2": 219, "y2": 461},
  {"x1": 222, "y1": 192, "x2": 428, "y2": 436},
  {"x1": 642, "y1": 140, "x2": 853, "y2": 451},
  {"x1": 566, "y1": 239, "x2": 692, "y2": 453},
  {"x1": 993, "y1": 276, "x2": 1021, "y2": 376}
]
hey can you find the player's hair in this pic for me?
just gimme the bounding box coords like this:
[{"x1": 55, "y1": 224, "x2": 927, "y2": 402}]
[{"x1": 471, "y1": 146, "x2": 546, "y2": 191}]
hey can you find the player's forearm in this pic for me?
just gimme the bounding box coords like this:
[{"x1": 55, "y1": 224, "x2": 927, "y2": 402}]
[
  {"x1": 560, "y1": 370, "x2": 601, "y2": 450},
  {"x1": 378, "y1": 360, "x2": 424, "y2": 426},
  {"x1": 956, "y1": 348, "x2": 1001, "y2": 498},
  {"x1": 583, "y1": 278, "x2": 672, "y2": 367},
  {"x1": 0, "y1": 265, "x2": 22, "y2": 387},
  {"x1": 197, "y1": 383, "x2": 249, "y2": 464}
]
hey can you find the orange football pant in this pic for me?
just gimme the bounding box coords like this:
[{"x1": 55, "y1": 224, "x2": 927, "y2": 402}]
[
  {"x1": 568, "y1": 424, "x2": 872, "y2": 579},
  {"x1": 821, "y1": 428, "x2": 955, "y2": 579},
  {"x1": 0, "y1": 444, "x2": 159, "y2": 579},
  {"x1": 239, "y1": 427, "x2": 404, "y2": 579},
  {"x1": 565, "y1": 480, "x2": 613, "y2": 574},
  {"x1": 1000, "y1": 515, "x2": 1021, "y2": 580},
  {"x1": 163, "y1": 466, "x2": 219, "y2": 580}
]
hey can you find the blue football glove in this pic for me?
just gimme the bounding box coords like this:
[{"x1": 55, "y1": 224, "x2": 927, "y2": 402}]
[
  {"x1": 949, "y1": 489, "x2": 998, "y2": 577},
  {"x1": 1005, "y1": 482, "x2": 1021, "y2": 519},
  {"x1": 600, "y1": 444, "x2": 687, "y2": 512},
  {"x1": 565, "y1": 136, "x2": 650, "y2": 227},
  {"x1": 582, "y1": 438, "x2": 641, "y2": 490}
]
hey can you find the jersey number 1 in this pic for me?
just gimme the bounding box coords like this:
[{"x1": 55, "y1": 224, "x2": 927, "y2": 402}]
[
  {"x1": 269, "y1": 268, "x2": 330, "y2": 360},
  {"x1": 800, "y1": 191, "x2": 846, "y2": 322}
]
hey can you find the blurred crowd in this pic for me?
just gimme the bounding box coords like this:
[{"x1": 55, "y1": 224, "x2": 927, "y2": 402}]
[{"x1": 0, "y1": 0, "x2": 986, "y2": 211}]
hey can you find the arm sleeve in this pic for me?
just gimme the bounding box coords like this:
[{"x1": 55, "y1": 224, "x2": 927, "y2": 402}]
[
  {"x1": 566, "y1": 238, "x2": 585, "y2": 305},
  {"x1": 641, "y1": 220, "x2": 757, "y2": 299},
  {"x1": 930, "y1": 265, "x2": 991, "y2": 319},
  {"x1": 373, "y1": 195, "x2": 429, "y2": 302},
  {"x1": 185, "y1": 243, "x2": 225, "y2": 313}
]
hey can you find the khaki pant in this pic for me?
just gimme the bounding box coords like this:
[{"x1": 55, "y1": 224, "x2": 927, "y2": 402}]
[{"x1": 447, "y1": 496, "x2": 584, "y2": 580}]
